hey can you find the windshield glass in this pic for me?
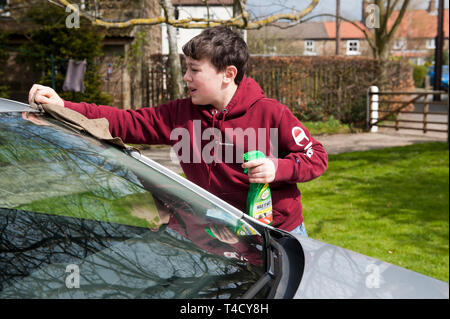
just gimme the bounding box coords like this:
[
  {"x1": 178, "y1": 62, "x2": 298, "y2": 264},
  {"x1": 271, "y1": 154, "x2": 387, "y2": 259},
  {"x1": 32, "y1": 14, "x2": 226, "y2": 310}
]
[{"x1": 0, "y1": 112, "x2": 265, "y2": 298}]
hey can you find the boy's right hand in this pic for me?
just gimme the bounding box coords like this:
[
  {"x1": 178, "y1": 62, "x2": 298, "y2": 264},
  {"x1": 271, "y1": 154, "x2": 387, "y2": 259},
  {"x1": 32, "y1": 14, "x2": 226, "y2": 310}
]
[{"x1": 28, "y1": 84, "x2": 64, "y2": 107}]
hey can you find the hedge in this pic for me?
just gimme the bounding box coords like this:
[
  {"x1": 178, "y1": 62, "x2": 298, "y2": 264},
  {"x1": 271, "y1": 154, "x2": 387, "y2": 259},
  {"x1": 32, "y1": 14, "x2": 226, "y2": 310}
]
[{"x1": 148, "y1": 55, "x2": 415, "y2": 126}]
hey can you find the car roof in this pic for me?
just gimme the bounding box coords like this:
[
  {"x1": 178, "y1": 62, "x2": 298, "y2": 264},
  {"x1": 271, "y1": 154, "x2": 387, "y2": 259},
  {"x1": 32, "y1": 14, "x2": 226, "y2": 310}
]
[{"x1": 0, "y1": 98, "x2": 39, "y2": 113}]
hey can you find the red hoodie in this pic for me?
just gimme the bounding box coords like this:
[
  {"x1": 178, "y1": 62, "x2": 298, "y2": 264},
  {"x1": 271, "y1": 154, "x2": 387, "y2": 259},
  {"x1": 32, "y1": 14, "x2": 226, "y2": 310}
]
[{"x1": 64, "y1": 76, "x2": 328, "y2": 231}]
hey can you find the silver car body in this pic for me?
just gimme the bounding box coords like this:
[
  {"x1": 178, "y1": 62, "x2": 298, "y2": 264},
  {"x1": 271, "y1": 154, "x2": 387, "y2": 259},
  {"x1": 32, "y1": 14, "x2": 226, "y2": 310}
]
[{"x1": 1, "y1": 97, "x2": 448, "y2": 299}]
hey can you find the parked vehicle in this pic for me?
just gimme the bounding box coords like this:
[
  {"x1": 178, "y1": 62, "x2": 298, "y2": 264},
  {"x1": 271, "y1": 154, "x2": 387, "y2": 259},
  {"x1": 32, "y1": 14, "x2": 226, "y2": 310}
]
[
  {"x1": 428, "y1": 65, "x2": 449, "y2": 90},
  {"x1": 0, "y1": 98, "x2": 448, "y2": 299}
]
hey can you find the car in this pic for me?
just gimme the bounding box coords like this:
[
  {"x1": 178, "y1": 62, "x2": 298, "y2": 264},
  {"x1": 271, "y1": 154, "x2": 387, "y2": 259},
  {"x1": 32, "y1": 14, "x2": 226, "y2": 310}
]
[
  {"x1": 0, "y1": 97, "x2": 448, "y2": 299},
  {"x1": 428, "y1": 65, "x2": 449, "y2": 90}
]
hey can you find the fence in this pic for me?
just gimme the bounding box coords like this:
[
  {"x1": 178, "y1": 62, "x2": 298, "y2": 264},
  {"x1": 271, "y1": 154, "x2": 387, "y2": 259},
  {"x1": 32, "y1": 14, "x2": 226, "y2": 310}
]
[
  {"x1": 367, "y1": 86, "x2": 449, "y2": 141},
  {"x1": 147, "y1": 55, "x2": 415, "y2": 126}
]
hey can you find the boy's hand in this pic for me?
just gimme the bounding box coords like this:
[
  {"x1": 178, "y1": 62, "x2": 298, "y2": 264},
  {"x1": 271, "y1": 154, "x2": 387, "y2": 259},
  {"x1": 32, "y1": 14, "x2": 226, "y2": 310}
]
[
  {"x1": 210, "y1": 225, "x2": 239, "y2": 244},
  {"x1": 28, "y1": 84, "x2": 64, "y2": 107},
  {"x1": 242, "y1": 158, "x2": 276, "y2": 184}
]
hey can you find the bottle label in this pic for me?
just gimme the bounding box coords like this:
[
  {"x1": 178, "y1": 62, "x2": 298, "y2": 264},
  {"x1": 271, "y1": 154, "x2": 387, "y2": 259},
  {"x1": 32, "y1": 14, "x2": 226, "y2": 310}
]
[
  {"x1": 243, "y1": 151, "x2": 274, "y2": 226},
  {"x1": 251, "y1": 184, "x2": 273, "y2": 225}
]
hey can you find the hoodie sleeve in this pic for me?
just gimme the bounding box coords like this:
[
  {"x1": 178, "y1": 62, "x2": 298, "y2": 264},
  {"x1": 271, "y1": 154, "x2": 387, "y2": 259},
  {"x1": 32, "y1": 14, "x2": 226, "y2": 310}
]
[
  {"x1": 273, "y1": 107, "x2": 328, "y2": 184},
  {"x1": 63, "y1": 100, "x2": 177, "y2": 145}
]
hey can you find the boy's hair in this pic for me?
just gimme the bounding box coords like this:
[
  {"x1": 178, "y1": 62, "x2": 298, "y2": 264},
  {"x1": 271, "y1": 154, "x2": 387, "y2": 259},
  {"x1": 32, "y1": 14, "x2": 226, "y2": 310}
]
[{"x1": 182, "y1": 26, "x2": 249, "y2": 85}]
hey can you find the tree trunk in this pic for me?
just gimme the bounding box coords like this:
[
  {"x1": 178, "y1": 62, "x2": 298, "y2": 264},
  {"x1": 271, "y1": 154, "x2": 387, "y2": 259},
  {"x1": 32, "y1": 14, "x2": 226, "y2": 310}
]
[
  {"x1": 371, "y1": 0, "x2": 411, "y2": 89},
  {"x1": 335, "y1": 0, "x2": 340, "y2": 55},
  {"x1": 161, "y1": 0, "x2": 184, "y2": 100},
  {"x1": 233, "y1": 0, "x2": 247, "y2": 37}
]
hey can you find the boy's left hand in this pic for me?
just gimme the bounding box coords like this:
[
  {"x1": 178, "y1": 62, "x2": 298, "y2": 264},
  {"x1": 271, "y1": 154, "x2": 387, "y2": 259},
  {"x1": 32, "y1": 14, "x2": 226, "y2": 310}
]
[{"x1": 242, "y1": 158, "x2": 276, "y2": 184}]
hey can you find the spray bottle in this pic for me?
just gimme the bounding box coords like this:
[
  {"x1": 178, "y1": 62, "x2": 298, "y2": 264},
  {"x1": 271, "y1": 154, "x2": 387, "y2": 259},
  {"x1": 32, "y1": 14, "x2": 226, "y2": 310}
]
[{"x1": 243, "y1": 151, "x2": 273, "y2": 225}]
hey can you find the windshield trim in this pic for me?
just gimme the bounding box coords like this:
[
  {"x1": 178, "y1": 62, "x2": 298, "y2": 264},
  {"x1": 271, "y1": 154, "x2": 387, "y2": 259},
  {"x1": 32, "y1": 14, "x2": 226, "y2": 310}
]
[{"x1": 0, "y1": 98, "x2": 39, "y2": 113}]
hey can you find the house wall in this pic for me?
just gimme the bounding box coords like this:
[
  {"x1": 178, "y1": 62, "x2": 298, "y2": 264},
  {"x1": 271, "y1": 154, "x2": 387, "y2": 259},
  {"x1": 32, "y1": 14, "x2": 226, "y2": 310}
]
[
  {"x1": 391, "y1": 37, "x2": 449, "y2": 65},
  {"x1": 249, "y1": 38, "x2": 372, "y2": 58},
  {"x1": 161, "y1": 5, "x2": 236, "y2": 54}
]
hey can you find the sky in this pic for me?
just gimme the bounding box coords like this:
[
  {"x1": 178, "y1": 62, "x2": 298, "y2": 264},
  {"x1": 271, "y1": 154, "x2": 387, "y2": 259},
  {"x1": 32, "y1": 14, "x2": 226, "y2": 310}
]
[{"x1": 246, "y1": 0, "x2": 449, "y2": 22}]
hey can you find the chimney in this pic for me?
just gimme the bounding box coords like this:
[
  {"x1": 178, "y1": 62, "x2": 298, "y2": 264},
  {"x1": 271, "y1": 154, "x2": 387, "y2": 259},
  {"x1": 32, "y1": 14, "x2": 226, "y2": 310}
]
[{"x1": 428, "y1": 0, "x2": 437, "y2": 13}]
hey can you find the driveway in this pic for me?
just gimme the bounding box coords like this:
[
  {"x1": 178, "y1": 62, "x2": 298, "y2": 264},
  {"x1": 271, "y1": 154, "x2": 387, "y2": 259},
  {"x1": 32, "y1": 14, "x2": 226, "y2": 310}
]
[{"x1": 140, "y1": 130, "x2": 448, "y2": 175}]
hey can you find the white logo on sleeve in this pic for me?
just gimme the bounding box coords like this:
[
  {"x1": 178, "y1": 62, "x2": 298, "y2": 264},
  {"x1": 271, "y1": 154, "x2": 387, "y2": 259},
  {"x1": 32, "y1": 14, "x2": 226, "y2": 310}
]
[{"x1": 292, "y1": 126, "x2": 314, "y2": 158}]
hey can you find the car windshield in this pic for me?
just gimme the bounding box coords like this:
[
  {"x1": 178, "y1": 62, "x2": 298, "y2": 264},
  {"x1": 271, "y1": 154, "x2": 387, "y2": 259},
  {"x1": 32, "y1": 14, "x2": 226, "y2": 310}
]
[{"x1": 0, "y1": 112, "x2": 265, "y2": 298}]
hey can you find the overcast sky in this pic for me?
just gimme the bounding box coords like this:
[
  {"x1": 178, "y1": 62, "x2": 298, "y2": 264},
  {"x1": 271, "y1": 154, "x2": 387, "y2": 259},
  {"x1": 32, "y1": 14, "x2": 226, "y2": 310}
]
[{"x1": 246, "y1": 0, "x2": 449, "y2": 21}]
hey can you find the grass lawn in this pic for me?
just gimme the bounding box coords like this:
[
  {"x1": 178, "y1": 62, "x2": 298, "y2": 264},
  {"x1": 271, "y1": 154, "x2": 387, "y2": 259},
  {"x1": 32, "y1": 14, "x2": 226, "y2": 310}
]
[
  {"x1": 299, "y1": 142, "x2": 449, "y2": 282},
  {"x1": 303, "y1": 116, "x2": 360, "y2": 135}
]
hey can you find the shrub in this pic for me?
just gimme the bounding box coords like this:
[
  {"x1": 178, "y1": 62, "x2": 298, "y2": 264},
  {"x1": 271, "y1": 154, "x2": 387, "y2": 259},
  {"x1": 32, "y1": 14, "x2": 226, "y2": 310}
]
[
  {"x1": 412, "y1": 64, "x2": 428, "y2": 88},
  {"x1": 19, "y1": 3, "x2": 112, "y2": 105},
  {"x1": 147, "y1": 55, "x2": 414, "y2": 127}
]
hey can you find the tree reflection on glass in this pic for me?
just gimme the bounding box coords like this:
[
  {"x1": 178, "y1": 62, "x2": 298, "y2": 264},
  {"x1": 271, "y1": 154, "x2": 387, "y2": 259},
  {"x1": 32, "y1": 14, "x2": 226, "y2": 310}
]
[{"x1": 0, "y1": 113, "x2": 265, "y2": 298}]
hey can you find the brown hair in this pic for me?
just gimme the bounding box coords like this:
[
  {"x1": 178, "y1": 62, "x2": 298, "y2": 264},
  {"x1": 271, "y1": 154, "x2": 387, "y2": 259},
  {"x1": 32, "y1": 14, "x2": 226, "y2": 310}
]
[{"x1": 182, "y1": 26, "x2": 249, "y2": 84}]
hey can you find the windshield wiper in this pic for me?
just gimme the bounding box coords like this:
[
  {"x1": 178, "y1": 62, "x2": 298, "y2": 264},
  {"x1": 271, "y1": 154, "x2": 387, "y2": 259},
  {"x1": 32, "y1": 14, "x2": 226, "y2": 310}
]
[
  {"x1": 241, "y1": 226, "x2": 304, "y2": 299},
  {"x1": 241, "y1": 228, "x2": 280, "y2": 299}
]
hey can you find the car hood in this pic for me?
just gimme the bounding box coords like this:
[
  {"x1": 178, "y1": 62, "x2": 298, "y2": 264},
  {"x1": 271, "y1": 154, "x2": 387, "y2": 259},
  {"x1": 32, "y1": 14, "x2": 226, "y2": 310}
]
[{"x1": 292, "y1": 235, "x2": 449, "y2": 299}]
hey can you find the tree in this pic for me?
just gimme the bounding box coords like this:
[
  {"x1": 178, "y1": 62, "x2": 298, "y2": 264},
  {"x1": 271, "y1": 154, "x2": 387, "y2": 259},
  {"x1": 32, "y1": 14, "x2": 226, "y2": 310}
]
[
  {"x1": 160, "y1": 0, "x2": 184, "y2": 100},
  {"x1": 19, "y1": 3, "x2": 112, "y2": 105},
  {"x1": 301, "y1": 0, "x2": 411, "y2": 61},
  {"x1": 359, "y1": 0, "x2": 412, "y2": 87},
  {"x1": 366, "y1": 0, "x2": 411, "y2": 60},
  {"x1": 300, "y1": 0, "x2": 411, "y2": 87},
  {"x1": 51, "y1": 0, "x2": 320, "y2": 101},
  {"x1": 55, "y1": 0, "x2": 319, "y2": 29}
]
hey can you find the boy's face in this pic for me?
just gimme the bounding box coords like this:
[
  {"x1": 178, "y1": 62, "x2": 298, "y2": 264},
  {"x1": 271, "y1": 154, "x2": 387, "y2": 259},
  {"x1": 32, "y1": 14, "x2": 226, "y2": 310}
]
[{"x1": 184, "y1": 57, "x2": 225, "y2": 107}]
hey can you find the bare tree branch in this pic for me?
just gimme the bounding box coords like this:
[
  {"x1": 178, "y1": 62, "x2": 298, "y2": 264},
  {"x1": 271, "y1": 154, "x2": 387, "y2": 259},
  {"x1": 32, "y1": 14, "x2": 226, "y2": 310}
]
[
  {"x1": 55, "y1": 0, "x2": 319, "y2": 30},
  {"x1": 386, "y1": 0, "x2": 410, "y2": 40}
]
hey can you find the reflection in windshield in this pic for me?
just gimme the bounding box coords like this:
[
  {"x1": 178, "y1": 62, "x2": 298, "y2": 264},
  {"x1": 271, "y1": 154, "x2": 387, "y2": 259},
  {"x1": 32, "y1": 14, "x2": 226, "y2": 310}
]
[
  {"x1": 0, "y1": 113, "x2": 265, "y2": 298},
  {"x1": 0, "y1": 208, "x2": 262, "y2": 298}
]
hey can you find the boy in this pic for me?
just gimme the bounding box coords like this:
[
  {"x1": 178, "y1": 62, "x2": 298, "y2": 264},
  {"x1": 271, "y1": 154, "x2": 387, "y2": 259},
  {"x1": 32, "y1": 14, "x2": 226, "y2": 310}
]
[{"x1": 29, "y1": 26, "x2": 328, "y2": 235}]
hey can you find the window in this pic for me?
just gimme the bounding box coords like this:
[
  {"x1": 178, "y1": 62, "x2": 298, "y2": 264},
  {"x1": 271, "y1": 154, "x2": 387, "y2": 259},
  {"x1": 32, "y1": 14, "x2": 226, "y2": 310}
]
[
  {"x1": 346, "y1": 40, "x2": 360, "y2": 55},
  {"x1": 0, "y1": 0, "x2": 10, "y2": 17},
  {"x1": 426, "y1": 38, "x2": 436, "y2": 49},
  {"x1": 304, "y1": 40, "x2": 316, "y2": 55},
  {"x1": 393, "y1": 38, "x2": 407, "y2": 50}
]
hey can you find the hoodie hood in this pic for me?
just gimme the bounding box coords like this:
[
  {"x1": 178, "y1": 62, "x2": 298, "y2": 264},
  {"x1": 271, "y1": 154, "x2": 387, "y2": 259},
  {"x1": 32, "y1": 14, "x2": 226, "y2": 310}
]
[{"x1": 196, "y1": 76, "x2": 266, "y2": 121}]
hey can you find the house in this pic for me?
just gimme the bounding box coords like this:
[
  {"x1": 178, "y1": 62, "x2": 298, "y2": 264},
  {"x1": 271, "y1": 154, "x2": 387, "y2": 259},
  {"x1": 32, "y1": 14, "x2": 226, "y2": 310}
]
[
  {"x1": 161, "y1": 0, "x2": 240, "y2": 54},
  {"x1": 247, "y1": 0, "x2": 448, "y2": 65},
  {"x1": 0, "y1": 0, "x2": 162, "y2": 108},
  {"x1": 388, "y1": 1, "x2": 449, "y2": 65},
  {"x1": 247, "y1": 20, "x2": 371, "y2": 57}
]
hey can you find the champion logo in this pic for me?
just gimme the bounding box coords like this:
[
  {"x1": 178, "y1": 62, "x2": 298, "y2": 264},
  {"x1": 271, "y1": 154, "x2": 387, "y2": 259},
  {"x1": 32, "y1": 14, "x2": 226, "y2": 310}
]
[
  {"x1": 292, "y1": 126, "x2": 314, "y2": 158},
  {"x1": 292, "y1": 126, "x2": 309, "y2": 146}
]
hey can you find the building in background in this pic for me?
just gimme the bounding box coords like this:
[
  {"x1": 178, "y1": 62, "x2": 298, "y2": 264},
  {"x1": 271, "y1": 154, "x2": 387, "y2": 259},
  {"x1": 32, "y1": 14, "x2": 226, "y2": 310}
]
[
  {"x1": 247, "y1": 0, "x2": 448, "y2": 65},
  {"x1": 0, "y1": 0, "x2": 162, "y2": 108},
  {"x1": 161, "y1": 0, "x2": 242, "y2": 54},
  {"x1": 389, "y1": 0, "x2": 449, "y2": 65}
]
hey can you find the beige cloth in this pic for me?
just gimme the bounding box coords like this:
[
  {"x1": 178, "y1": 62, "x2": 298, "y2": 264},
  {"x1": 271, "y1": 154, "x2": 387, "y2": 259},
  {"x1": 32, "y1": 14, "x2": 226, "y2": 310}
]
[{"x1": 30, "y1": 93, "x2": 128, "y2": 149}]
